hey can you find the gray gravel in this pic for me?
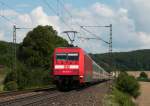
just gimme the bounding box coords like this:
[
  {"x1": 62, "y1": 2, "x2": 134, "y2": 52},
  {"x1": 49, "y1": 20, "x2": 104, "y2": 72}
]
[{"x1": 43, "y1": 81, "x2": 110, "y2": 106}]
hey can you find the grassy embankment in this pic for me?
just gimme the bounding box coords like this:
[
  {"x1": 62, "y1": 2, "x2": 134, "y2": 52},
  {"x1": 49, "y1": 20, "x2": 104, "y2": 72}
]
[{"x1": 103, "y1": 88, "x2": 135, "y2": 106}]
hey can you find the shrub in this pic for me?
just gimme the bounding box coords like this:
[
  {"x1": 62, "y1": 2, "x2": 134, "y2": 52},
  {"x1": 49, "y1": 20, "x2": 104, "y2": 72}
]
[
  {"x1": 115, "y1": 72, "x2": 140, "y2": 98},
  {"x1": 4, "y1": 64, "x2": 52, "y2": 90},
  {"x1": 3, "y1": 71, "x2": 17, "y2": 85},
  {"x1": 4, "y1": 81, "x2": 18, "y2": 91},
  {"x1": 16, "y1": 64, "x2": 30, "y2": 90},
  {"x1": 3, "y1": 63, "x2": 28, "y2": 90},
  {"x1": 139, "y1": 72, "x2": 148, "y2": 79},
  {"x1": 137, "y1": 72, "x2": 150, "y2": 82}
]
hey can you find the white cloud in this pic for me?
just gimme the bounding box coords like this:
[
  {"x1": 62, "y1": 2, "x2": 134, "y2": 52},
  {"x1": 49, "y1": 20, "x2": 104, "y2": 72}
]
[
  {"x1": 0, "y1": 31, "x2": 4, "y2": 40},
  {"x1": 2, "y1": 10, "x2": 18, "y2": 16},
  {"x1": 138, "y1": 32, "x2": 150, "y2": 47},
  {"x1": 31, "y1": 7, "x2": 60, "y2": 32},
  {"x1": 1, "y1": 6, "x2": 61, "y2": 43},
  {"x1": 121, "y1": 0, "x2": 150, "y2": 33},
  {"x1": 91, "y1": 3, "x2": 114, "y2": 17}
]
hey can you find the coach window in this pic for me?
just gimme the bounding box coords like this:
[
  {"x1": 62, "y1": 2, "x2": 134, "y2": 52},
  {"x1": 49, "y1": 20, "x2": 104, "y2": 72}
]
[
  {"x1": 68, "y1": 53, "x2": 79, "y2": 61},
  {"x1": 56, "y1": 53, "x2": 67, "y2": 60}
]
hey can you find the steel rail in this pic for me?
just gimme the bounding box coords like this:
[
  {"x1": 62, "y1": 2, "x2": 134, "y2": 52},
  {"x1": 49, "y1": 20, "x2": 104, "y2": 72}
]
[
  {"x1": 0, "y1": 87, "x2": 57, "y2": 106},
  {"x1": 0, "y1": 86, "x2": 55, "y2": 97}
]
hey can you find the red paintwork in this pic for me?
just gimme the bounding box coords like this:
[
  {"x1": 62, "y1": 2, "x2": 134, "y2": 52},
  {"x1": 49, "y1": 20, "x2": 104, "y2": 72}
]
[
  {"x1": 53, "y1": 47, "x2": 80, "y2": 74},
  {"x1": 84, "y1": 54, "x2": 93, "y2": 82}
]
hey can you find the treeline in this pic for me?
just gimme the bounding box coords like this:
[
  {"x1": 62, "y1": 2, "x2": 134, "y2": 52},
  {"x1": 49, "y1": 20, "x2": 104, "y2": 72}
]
[
  {"x1": 91, "y1": 49, "x2": 150, "y2": 71},
  {"x1": 0, "y1": 25, "x2": 69, "y2": 91}
]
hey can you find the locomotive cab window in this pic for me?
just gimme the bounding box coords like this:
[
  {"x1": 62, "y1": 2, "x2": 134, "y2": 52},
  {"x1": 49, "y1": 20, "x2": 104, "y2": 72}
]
[
  {"x1": 68, "y1": 53, "x2": 79, "y2": 61},
  {"x1": 56, "y1": 53, "x2": 79, "y2": 61},
  {"x1": 56, "y1": 53, "x2": 67, "y2": 60}
]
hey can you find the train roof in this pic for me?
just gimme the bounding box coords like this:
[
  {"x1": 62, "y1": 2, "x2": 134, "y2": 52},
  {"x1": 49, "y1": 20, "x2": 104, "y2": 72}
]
[{"x1": 55, "y1": 47, "x2": 82, "y2": 49}]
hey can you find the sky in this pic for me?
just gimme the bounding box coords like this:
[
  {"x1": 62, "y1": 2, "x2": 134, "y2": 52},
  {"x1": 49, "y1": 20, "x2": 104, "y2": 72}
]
[{"x1": 0, "y1": 0, "x2": 150, "y2": 53}]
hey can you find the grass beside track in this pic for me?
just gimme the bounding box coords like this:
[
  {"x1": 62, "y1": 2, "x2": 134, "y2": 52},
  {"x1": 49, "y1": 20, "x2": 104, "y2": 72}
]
[{"x1": 103, "y1": 88, "x2": 135, "y2": 106}]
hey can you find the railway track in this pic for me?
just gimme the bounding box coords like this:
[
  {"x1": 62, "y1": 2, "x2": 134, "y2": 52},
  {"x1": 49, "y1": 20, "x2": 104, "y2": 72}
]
[
  {"x1": 0, "y1": 91, "x2": 62, "y2": 106},
  {"x1": 0, "y1": 87, "x2": 57, "y2": 106},
  {"x1": 0, "y1": 87, "x2": 55, "y2": 97},
  {"x1": 0, "y1": 81, "x2": 110, "y2": 106}
]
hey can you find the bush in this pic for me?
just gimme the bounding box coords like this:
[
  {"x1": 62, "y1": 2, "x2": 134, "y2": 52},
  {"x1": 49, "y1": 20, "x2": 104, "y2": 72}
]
[
  {"x1": 4, "y1": 71, "x2": 17, "y2": 85},
  {"x1": 137, "y1": 72, "x2": 150, "y2": 82},
  {"x1": 115, "y1": 72, "x2": 140, "y2": 98},
  {"x1": 3, "y1": 63, "x2": 28, "y2": 90},
  {"x1": 139, "y1": 72, "x2": 148, "y2": 79},
  {"x1": 16, "y1": 64, "x2": 30, "y2": 89},
  {"x1": 4, "y1": 63, "x2": 52, "y2": 90},
  {"x1": 4, "y1": 81, "x2": 18, "y2": 91}
]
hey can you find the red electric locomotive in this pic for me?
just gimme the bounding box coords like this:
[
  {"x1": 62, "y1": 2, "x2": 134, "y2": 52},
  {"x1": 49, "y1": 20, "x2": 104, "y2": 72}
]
[{"x1": 51, "y1": 47, "x2": 109, "y2": 90}]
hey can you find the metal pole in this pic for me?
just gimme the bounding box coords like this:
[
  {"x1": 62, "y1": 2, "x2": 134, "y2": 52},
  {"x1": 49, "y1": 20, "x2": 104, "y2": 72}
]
[
  {"x1": 109, "y1": 24, "x2": 112, "y2": 53},
  {"x1": 108, "y1": 24, "x2": 112, "y2": 91},
  {"x1": 13, "y1": 25, "x2": 16, "y2": 72}
]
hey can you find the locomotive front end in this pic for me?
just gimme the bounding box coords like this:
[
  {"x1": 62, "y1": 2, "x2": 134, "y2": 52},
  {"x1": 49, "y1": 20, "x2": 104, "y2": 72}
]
[{"x1": 52, "y1": 47, "x2": 81, "y2": 90}]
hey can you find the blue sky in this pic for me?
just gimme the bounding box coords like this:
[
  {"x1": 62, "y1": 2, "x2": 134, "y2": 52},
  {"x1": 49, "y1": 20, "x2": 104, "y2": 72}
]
[
  {"x1": 1, "y1": 0, "x2": 118, "y2": 14},
  {"x1": 0, "y1": 0, "x2": 150, "y2": 53}
]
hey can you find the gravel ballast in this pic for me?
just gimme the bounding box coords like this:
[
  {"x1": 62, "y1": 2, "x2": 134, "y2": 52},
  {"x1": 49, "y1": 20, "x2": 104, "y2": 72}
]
[{"x1": 45, "y1": 81, "x2": 110, "y2": 106}]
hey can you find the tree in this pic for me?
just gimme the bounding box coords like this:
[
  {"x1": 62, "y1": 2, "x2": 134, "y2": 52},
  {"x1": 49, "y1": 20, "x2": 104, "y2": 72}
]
[{"x1": 18, "y1": 25, "x2": 68, "y2": 68}]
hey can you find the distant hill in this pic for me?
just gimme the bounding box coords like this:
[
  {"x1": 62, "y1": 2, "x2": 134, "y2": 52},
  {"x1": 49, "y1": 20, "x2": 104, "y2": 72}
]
[{"x1": 91, "y1": 49, "x2": 150, "y2": 71}]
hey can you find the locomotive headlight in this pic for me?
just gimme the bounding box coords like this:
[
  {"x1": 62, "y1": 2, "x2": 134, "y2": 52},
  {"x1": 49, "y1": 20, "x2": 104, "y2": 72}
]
[
  {"x1": 69, "y1": 65, "x2": 79, "y2": 69},
  {"x1": 55, "y1": 65, "x2": 64, "y2": 69},
  {"x1": 80, "y1": 75, "x2": 83, "y2": 78}
]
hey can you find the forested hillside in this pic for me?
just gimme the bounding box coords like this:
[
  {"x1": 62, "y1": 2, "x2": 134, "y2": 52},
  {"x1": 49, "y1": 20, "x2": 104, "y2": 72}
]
[{"x1": 91, "y1": 49, "x2": 150, "y2": 71}]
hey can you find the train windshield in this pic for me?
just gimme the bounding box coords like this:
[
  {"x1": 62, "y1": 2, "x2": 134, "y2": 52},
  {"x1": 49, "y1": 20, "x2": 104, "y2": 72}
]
[
  {"x1": 68, "y1": 53, "x2": 79, "y2": 61},
  {"x1": 56, "y1": 53, "x2": 79, "y2": 61},
  {"x1": 56, "y1": 53, "x2": 67, "y2": 60}
]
